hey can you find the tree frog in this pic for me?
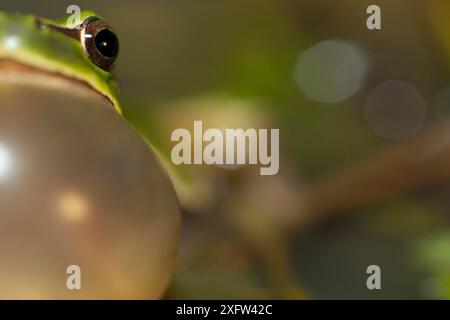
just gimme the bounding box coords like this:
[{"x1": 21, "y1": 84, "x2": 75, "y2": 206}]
[{"x1": 0, "y1": 11, "x2": 180, "y2": 299}]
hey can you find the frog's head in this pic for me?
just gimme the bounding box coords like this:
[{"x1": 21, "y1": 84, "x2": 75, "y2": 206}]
[{"x1": 0, "y1": 10, "x2": 122, "y2": 113}]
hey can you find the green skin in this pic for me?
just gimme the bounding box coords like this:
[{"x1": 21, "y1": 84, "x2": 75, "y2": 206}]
[{"x1": 0, "y1": 10, "x2": 121, "y2": 112}]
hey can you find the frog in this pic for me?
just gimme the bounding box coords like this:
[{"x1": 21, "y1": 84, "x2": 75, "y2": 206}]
[{"x1": 0, "y1": 10, "x2": 180, "y2": 299}]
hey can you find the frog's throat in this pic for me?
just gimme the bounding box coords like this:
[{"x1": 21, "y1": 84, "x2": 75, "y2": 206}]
[{"x1": 0, "y1": 58, "x2": 117, "y2": 111}]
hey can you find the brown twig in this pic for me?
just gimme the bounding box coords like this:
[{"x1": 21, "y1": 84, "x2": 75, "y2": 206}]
[{"x1": 299, "y1": 121, "x2": 450, "y2": 226}]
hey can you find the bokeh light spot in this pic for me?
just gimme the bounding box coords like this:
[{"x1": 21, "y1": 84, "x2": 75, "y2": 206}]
[
  {"x1": 294, "y1": 40, "x2": 370, "y2": 103},
  {"x1": 364, "y1": 81, "x2": 427, "y2": 140}
]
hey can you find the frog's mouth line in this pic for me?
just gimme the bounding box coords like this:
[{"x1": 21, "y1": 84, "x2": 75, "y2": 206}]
[{"x1": 0, "y1": 58, "x2": 115, "y2": 108}]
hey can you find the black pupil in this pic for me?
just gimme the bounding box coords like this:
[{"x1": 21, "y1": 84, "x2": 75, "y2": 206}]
[{"x1": 94, "y1": 29, "x2": 119, "y2": 58}]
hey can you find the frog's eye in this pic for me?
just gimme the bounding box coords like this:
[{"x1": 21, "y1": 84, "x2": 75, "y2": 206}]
[{"x1": 80, "y1": 17, "x2": 119, "y2": 71}]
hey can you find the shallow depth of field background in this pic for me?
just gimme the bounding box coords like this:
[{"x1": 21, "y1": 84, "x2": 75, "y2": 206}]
[{"x1": 3, "y1": 0, "x2": 450, "y2": 299}]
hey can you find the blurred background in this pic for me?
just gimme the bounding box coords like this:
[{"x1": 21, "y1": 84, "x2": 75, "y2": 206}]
[{"x1": 3, "y1": 0, "x2": 450, "y2": 299}]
